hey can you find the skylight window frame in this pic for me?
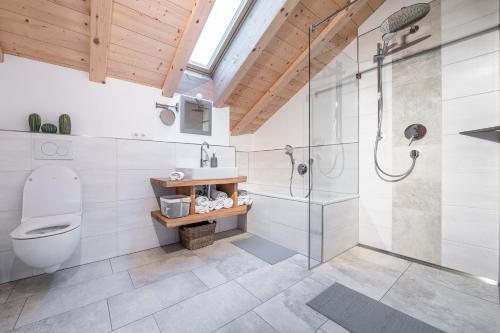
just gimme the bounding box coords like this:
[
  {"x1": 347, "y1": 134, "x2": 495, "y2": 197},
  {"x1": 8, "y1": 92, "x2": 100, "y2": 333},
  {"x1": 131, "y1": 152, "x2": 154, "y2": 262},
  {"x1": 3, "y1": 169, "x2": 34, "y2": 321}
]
[{"x1": 188, "y1": 0, "x2": 255, "y2": 76}]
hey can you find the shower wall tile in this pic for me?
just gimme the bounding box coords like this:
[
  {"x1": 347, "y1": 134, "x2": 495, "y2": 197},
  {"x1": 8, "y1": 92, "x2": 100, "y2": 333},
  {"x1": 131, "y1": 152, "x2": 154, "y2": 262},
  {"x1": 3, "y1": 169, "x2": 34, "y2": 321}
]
[
  {"x1": 235, "y1": 152, "x2": 248, "y2": 178},
  {"x1": 359, "y1": 221, "x2": 392, "y2": 251},
  {"x1": 442, "y1": 52, "x2": 499, "y2": 100},
  {"x1": 441, "y1": 29, "x2": 499, "y2": 66},
  {"x1": 442, "y1": 171, "x2": 499, "y2": 210},
  {"x1": 442, "y1": 205, "x2": 499, "y2": 250},
  {"x1": 442, "y1": 134, "x2": 499, "y2": 172},
  {"x1": 442, "y1": 91, "x2": 499, "y2": 134},
  {"x1": 442, "y1": 240, "x2": 499, "y2": 280}
]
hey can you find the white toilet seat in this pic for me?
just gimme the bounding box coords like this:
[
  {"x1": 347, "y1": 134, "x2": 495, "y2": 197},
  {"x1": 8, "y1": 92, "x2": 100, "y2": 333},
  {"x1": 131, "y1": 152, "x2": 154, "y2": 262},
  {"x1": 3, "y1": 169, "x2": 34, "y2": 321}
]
[{"x1": 11, "y1": 214, "x2": 81, "y2": 240}]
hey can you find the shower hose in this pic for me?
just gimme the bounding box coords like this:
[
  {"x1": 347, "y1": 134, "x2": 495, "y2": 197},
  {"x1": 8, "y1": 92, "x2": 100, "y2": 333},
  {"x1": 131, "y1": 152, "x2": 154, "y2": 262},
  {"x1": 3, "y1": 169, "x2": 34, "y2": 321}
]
[{"x1": 374, "y1": 53, "x2": 419, "y2": 182}]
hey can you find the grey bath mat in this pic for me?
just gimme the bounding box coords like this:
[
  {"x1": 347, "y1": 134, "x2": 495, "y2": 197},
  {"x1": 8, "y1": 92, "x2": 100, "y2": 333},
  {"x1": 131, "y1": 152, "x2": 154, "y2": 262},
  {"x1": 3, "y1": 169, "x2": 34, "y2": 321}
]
[
  {"x1": 307, "y1": 283, "x2": 444, "y2": 333},
  {"x1": 232, "y1": 235, "x2": 296, "y2": 265}
]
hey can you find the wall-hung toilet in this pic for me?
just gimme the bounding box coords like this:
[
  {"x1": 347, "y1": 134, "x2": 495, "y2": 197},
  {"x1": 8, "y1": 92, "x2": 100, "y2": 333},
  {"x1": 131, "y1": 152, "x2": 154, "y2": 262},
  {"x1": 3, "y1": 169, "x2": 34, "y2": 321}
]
[{"x1": 10, "y1": 166, "x2": 82, "y2": 273}]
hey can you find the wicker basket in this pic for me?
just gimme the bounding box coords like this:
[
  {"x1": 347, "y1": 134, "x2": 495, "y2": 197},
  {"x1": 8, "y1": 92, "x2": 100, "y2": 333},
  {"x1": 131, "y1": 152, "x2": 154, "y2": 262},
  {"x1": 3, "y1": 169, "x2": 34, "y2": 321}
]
[{"x1": 179, "y1": 221, "x2": 216, "y2": 250}]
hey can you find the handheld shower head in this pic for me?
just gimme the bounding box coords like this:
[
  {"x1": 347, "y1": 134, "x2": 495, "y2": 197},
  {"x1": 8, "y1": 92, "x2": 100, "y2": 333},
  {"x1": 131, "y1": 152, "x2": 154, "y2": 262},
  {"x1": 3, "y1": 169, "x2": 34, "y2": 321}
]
[
  {"x1": 380, "y1": 3, "x2": 431, "y2": 35},
  {"x1": 284, "y1": 145, "x2": 294, "y2": 164}
]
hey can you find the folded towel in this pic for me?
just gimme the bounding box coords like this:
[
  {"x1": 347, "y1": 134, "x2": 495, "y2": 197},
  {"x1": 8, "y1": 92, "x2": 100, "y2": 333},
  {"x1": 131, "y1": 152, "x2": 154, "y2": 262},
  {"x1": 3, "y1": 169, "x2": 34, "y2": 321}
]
[
  {"x1": 169, "y1": 171, "x2": 185, "y2": 181},
  {"x1": 195, "y1": 205, "x2": 210, "y2": 214},
  {"x1": 223, "y1": 198, "x2": 233, "y2": 209},
  {"x1": 195, "y1": 196, "x2": 209, "y2": 207},
  {"x1": 238, "y1": 194, "x2": 252, "y2": 206},
  {"x1": 210, "y1": 188, "x2": 228, "y2": 200},
  {"x1": 209, "y1": 199, "x2": 224, "y2": 210}
]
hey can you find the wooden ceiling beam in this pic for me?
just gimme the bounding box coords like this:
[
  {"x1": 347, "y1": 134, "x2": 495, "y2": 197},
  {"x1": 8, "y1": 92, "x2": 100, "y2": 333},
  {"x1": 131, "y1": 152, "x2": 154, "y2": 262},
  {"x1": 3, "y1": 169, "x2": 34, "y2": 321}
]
[
  {"x1": 231, "y1": 0, "x2": 372, "y2": 135},
  {"x1": 213, "y1": 0, "x2": 301, "y2": 107},
  {"x1": 89, "y1": 0, "x2": 113, "y2": 83},
  {"x1": 161, "y1": 0, "x2": 215, "y2": 97}
]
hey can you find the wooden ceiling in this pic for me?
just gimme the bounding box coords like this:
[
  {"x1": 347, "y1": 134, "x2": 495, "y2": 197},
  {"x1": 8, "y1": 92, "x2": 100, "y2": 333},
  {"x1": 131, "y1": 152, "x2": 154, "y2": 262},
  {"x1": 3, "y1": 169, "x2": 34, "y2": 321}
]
[
  {"x1": 0, "y1": 0, "x2": 383, "y2": 135},
  {"x1": 0, "y1": 0, "x2": 213, "y2": 96},
  {"x1": 217, "y1": 0, "x2": 385, "y2": 135}
]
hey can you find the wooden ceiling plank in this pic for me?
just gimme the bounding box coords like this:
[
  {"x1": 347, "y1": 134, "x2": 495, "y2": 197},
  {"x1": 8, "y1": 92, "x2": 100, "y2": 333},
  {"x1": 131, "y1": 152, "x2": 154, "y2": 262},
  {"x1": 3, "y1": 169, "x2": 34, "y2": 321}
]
[
  {"x1": 47, "y1": 0, "x2": 90, "y2": 15},
  {"x1": 213, "y1": 0, "x2": 302, "y2": 107},
  {"x1": 112, "y1": 3, "x2": 182, "y2": 47},
  {"x1": 231, "y1": 0, "x2": 372, "y2": 135},
  {"x1": 108, "y1": 43, "x2": 170, "y2": 74},
  {"x1": 161, "y1": 0, "x2": 216, "y2": 97},
  {"x1": 0, "y1": 9, "x2": 89, "y2": 53},
  {"x1": 0, "y1": 30, "x2": 88, "y2": 70},
  {"x1": 110, "y1": 25, "x2": 176, "y2": 60},
  {"x1": 114, "y1": 0, "x2": 191, "y2": 29},
  {"x1": 0, "y1": 0, "x2": 90, "y2": 35},
  {"x1": 107, "y1": 59, "x2": 165, "y2": 87},
  {"x1": 89, "y1": 0, "x2": 113, "y2": 83}
]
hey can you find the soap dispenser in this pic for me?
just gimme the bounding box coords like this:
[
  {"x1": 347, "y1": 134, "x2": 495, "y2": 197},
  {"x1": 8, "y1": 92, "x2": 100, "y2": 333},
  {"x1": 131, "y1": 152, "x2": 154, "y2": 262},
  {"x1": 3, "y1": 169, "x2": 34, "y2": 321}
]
[{"x1": 210, "y1": 153, "x2": 218, "y2": 168}]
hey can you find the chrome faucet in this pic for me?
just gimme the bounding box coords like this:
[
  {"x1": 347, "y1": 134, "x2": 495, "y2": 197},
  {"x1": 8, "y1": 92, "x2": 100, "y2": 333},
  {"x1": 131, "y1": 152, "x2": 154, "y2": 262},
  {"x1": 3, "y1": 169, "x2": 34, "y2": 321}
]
[{"x1": 200, "y1": 141, "x2": 210, "y2": 167}]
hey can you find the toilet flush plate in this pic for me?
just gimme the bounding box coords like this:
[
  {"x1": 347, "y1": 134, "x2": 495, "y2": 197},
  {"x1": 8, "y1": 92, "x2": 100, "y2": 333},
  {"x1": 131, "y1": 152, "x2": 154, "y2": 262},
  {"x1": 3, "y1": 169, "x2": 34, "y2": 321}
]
[{"x1": 34, "y1": 138, "x2": 73, "y2": 160}]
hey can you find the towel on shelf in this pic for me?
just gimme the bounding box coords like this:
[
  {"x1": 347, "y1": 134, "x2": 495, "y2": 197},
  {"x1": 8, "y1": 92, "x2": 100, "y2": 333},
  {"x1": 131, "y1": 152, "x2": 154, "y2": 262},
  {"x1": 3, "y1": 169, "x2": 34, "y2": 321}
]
[
  {"x1": 238, "y1": 190, "x2": 248, "y2": 196},
  {"x1": 209, "y1": 199, "x2": 224, "y2": 210},
  {"x1": 195, "y1": 205, "x2": 210, "y2": 214},
  {"x1": 223, "y1": 198, "x2": 233, "y2": 209},
  {"x1": 195, "y1": 196, "x2": 209, "y2": 207},
  {"x1": 210, "y1": 188, "x2": 228, "y2": 200},
  {"x1": 238, "y1": 194, "x2": 252, "y2": 206},
  {"x1": 169, "y1": 171, "x2": 185, "y2": 181}
]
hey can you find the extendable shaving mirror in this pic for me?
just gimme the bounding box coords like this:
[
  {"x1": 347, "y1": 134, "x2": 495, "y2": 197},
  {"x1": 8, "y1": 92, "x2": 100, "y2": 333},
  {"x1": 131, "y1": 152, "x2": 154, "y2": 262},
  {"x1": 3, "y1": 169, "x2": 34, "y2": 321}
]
[{"x1": 156, "y1": 102, "x2": 179, "y2": 126}]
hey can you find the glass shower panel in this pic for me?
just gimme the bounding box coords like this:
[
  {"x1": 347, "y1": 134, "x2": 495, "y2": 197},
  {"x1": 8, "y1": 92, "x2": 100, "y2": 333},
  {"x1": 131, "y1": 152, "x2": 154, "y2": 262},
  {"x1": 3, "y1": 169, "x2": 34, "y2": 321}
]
[{"x1": 307, "y1": 28, "x2": 360, "y2": 269}]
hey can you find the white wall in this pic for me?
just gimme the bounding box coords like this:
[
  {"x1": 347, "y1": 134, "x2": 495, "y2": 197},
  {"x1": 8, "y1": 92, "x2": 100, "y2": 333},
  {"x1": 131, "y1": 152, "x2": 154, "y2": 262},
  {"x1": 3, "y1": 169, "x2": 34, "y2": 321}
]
[{"x1": 0, "y1": 55, "x2": 230, "y2": 146}]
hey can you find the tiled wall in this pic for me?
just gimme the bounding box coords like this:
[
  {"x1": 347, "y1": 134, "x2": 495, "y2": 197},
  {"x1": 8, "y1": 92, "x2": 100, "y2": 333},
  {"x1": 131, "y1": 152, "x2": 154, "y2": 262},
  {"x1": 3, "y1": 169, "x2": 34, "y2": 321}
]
[
  {"x1": 0, "y1": 131, "x2": 237, "y2": 283},
  {"x1": 358, "y1": 0, "x2": 499, "y2": 280},
  {"x1": 236, "y1": 144, "x2": 358, "y2": 196}
]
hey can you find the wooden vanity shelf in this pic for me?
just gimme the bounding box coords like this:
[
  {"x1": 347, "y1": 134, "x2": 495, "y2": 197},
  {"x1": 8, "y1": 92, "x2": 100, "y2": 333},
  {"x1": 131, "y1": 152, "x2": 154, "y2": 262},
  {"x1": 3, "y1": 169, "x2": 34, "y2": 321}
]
[{"x1": 150, "y1": 176, "x2": 248, "y2": 228}]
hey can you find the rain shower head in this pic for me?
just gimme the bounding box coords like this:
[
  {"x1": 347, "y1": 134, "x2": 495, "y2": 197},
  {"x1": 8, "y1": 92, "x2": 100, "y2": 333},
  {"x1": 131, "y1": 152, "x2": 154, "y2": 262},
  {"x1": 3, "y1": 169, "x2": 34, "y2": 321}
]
[{"x1": 380, "y1": 3, "x2": 431, "y2": 35}]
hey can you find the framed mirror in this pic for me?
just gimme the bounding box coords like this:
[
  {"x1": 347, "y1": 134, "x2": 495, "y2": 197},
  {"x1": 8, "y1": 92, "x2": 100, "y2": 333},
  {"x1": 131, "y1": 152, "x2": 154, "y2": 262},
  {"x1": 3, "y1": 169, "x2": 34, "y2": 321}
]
[{"x1": 180, "y1": 95, "x2": 212, "y2": 136}]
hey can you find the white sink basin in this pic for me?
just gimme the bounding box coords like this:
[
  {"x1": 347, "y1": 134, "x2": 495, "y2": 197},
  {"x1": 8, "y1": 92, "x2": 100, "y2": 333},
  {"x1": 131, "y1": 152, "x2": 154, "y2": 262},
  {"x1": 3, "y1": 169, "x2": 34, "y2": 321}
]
[{"x1": 176, "y1": 167, "x2": 238, "y2": 179}]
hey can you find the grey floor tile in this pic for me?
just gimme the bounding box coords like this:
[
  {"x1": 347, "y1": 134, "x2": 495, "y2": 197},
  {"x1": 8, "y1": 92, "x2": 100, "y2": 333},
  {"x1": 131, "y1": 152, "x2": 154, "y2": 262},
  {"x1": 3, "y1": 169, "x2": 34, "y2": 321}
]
[
  {"x1": 407, "y1": 263, "x2": 500, "y2": 304},
  {"x1": 154, "y1": 281, "x2": 260, "y2": 333},
  {"x1": 16, "y1": 271, "x2": 133, "y2": 327},
  {"x1": 110, "y1": 244, "x2": 187, "y2": 273},
  {"x1": 14, "y1": 300, "x2": 110, "y2": 333},
  {"x1": 9, "y1": 260, "x2": 113, "y2": 302},
  {"x1": 108, "y1": 271, "x2": 207, "y2": 329},
  {"x1": 310, "y1": 246, "x2": 410, "y2": 300},
  {"x1": 128, "y1": 252, "x2": 203, "y2": 288},
  {"x1": 214, "y1": 230, "x2": 249, "y2": 242},
  {"x1": 0, "y1": 283, "x2": 14, "y2": 304},
  {"x1": 192, "y1": 242, "x2": 269, "y2": 288},
  {"x1": 255, "y1": 278, "x2": 328, "y2": 333},
  {"x1": 284, "y1": 254, "x2": 310, "y2": 269},
  {"x1": 0, "y1": 298, "x2": 25, "y2": 333},
  {"x1": 382, "y1": 268, "x2": 500, "y2": 333},
  {"x1": 112, "y1": 316, "x2": 160, "y2": 333},
  {"x1": 214, "y1": 311, "x2": 276, "y2": 333},
  {"x1": 317, "y1": 320, "x2": 351, "y2": 333},
  {"x1": 236, "y1": 260, "x2": 311, "y2": 301}
]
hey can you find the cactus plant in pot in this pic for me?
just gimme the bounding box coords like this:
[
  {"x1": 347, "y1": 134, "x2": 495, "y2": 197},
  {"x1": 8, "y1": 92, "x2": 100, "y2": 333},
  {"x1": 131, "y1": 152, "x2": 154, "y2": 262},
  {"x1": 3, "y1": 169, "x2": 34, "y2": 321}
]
[
  {"x1": 59, "y1": 114, "x2": 71, "y2": 135},
  {"x1": 28, "y1": 113, "x2": 42, "y2": 132}
]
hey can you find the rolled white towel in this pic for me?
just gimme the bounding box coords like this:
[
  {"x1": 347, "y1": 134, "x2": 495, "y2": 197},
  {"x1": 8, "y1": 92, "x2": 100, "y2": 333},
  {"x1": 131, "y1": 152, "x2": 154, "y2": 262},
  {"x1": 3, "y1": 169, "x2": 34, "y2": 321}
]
[
  {"x1": 223, "y1": 197, "x2": 233, "y2": 209},
  {"x1": 169, "y1": 171, "x2": 185, "y2": 181},
  {"x1": 214, "y1": 199, "x2": 224, "y2": 210},
  {"x1": 195, "y1": 196, "x2": 209, "y2": 207},
  {"x1": 238, "y1": 194, "x2": 252, "y2": 206},
  {"x1": 237, "y1": 190, "x2": 248, "y2": 196},
  {"x1": 210, "y1": 188, "x2": 228, "y2": 200},
  {"x1": 195, "y1": 205, "x2": 209, "y2": 214}
]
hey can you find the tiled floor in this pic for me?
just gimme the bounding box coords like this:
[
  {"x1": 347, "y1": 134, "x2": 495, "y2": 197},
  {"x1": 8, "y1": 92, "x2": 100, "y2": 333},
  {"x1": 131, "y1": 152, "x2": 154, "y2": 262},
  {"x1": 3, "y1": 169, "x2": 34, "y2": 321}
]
[{"x1": 0, "y1": 231, "x2": 499, "y2": 333}]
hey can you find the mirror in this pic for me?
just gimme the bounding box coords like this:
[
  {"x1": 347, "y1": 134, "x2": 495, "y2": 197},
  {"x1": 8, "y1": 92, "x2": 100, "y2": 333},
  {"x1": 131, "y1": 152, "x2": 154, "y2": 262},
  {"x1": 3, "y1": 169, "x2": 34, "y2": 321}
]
[{"x1": 180, "y1": 95, "x2": 212, "y2": 136}]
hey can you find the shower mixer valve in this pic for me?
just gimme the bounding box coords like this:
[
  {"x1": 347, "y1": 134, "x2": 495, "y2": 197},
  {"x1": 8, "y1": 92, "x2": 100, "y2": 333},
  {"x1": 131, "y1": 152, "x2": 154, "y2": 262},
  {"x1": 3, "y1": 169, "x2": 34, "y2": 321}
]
[{"x1": 404, "y1": 124, "x2": 427, "y2": 146}]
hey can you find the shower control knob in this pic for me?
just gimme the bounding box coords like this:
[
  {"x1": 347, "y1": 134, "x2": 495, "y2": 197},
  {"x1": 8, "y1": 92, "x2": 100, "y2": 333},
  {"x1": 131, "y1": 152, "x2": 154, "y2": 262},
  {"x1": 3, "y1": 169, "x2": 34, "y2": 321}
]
[{"x1": 410, "y1": 149, "x2": 420, "y2": 159}]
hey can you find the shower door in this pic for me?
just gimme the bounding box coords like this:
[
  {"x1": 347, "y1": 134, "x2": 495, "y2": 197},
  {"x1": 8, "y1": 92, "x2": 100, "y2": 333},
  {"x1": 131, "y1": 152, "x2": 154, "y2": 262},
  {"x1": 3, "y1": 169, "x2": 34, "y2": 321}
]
[{"x1": 307, "y1": 27, "x2": 360, "y2": 269}]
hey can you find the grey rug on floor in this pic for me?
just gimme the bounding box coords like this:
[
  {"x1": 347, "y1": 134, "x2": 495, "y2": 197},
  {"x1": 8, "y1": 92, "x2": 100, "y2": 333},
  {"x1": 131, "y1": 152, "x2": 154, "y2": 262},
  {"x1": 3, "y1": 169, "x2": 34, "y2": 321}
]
[
  {"x1": 307, "y1": 283, "x2": 444, "y2": 333},
  {"x1": 232, "y1": 235, "x2": 296, "y2": 265}
]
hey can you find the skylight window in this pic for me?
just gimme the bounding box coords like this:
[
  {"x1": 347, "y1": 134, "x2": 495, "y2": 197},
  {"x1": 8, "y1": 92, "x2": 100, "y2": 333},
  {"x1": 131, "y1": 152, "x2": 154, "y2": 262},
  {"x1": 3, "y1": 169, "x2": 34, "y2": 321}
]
[{"x1": 189, "y1": 0, "x2": 251, "y2": 74}]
